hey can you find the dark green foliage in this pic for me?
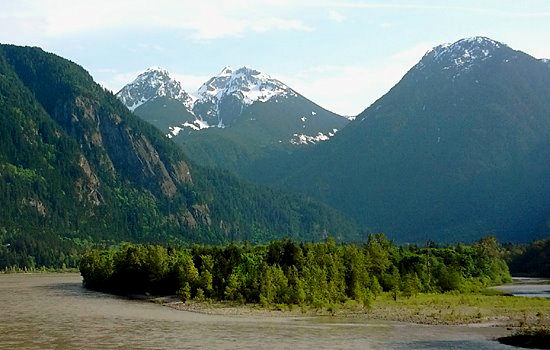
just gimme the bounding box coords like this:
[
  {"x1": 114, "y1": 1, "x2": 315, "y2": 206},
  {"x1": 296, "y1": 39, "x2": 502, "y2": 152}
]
[
  {"x1": 134, "y1": 96, "x2": 196, "y2": 132},
  {"x1": 507, "y1": 237, "x2": 550, "y2": 277},
  {"x1": 0, "y1": 230, "x2": 82, "y2": 269},
  {"x1": 79, "y1": 249, "x2": 114, "y2": 290},
  {"x1": 190, "y1": 167, "x2": 359, "y2": 243},
  {"x1": 80, "y1": 235, "x2": 512, "y2": 305},
  {"x1": 498, "y1": 326, "x2": 550, "y2": 349}
]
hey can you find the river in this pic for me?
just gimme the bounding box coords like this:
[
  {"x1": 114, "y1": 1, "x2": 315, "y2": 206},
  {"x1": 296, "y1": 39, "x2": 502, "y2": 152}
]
[
  {"x1": 0, "y1": 273, "x2": 514, "y2": 349},
  {"x1": 490, "y1": 277, "x2": 550, "y2": 298}
]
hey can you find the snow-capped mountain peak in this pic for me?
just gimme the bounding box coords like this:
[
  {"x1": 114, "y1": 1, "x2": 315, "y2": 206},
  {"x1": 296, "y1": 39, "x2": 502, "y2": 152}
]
[
  {"x1": 117, "y1": 67, "x2": 196, "y2": 112},
  {"x1": 192, "y1": 66, "x2": 298, "y2": 126},
  {"x1": 196, "y1": 66, "x2": 235, "y2": 101},
  {"x1": 418, "y1": 36, "x2": 506, "y2": 71},
  {"x1": 145, "y1": 66, "x2": 169, "y2": 75},
  {"x1": 197, "y1": 66, "x2": 296, "y2": 106}
]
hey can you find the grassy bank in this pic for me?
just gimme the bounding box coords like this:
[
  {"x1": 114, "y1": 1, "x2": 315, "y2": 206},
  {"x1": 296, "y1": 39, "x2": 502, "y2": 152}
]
[
  {"x1": 366, "y1": 291, "x2": 550, "y2": 326},
  {"x1": 2, "y1": 266, "x2": 80, "y2": 274},
  {"x1": 162, "y1": 291, "x2": 550, "y2": 327}
]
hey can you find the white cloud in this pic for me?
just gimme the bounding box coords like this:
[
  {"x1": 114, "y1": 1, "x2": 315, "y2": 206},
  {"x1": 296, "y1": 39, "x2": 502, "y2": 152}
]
[
  {"x1": 510, "y1": 41, "x2": 550, "y2": 60},
  {"x1": 171, "y1": 73, "x2": 212, "y2": 94},
  {"x1": 327, "y1": 10, "x2": 346, "y2": 23},
  {"x1": 0, "y1": 0, "x2": 313, "y2": 43},
  {"x1": 389, "y1": 42, "x2": 433, "y2": 62},
  {"x1": 251, "y1": 18, "x2": 313, "y2": 33},
  {"x1": 277, "y1": 42, "x2": 433, "y2": 116},
  {"x1": 93, "y1": 67, "x2": 211, "y2": 95},
  {"x1": 95, "y1": 69, "x2": 145, "y2": 93},
  {"x1": 310, "y1": 0, "x2": 550, "y2": 18}
]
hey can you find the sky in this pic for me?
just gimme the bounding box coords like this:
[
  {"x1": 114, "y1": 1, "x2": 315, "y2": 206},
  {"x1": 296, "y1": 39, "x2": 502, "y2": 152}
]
[{"x1": 1, "y1": 0, "x2": 550, "y2": 116}]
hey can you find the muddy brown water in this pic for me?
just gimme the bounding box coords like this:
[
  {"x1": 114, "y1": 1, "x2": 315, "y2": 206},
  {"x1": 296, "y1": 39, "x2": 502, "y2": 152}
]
[{"x1": 0, "y1": 274, "x2": 514, "y2": 349}]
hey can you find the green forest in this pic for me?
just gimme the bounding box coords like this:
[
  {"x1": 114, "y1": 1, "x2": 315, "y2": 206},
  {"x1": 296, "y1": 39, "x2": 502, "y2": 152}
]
[
  {"x1": 80, "y1": 235, "x2": 513, "y2": 307},
  {"x1": 507, "y1": 238, "x2": 550, "y2": 277}
]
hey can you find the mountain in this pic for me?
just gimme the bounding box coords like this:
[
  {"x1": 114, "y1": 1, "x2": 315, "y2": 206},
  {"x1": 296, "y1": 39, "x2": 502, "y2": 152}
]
[
  {"x1": 117, "y1": 67, "x2": 196, "y2": 112},
  {"x1": 192, "y1": 66, "x2": 297, "y2": 127},
  {"x1": 116, "y1": 67, "x2": 197, "y2": 132},
  {"x1": 117, "y1": 66, "x2": 348, "y2": 175},
  {"x1": 272, "y1": 37, "x2": 550, "y2": 243},
  {"x1": 0, "y1": 44, "x2": 359, "y2": 268}
]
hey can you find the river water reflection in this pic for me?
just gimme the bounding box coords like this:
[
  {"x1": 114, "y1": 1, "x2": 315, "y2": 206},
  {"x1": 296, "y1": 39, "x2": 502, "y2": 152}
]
[
  {"x1": 0, "y1": 274, "x2": 513, "y2": 349},
  {"x1": 491, "y1": 277, "x2": 550, "y2": 298}
]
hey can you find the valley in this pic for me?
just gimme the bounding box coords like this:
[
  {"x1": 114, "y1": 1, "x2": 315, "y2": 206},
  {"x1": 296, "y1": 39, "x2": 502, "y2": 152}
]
[{"x1": 3, "y1": 2, "x2": 550, "y2": 349}]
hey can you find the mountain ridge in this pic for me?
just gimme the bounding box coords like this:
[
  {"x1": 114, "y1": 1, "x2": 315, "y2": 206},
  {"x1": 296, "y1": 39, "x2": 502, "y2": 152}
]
[
  {"x1": 116, "y1": 65, "x2": 349, "y2": 175},
  {"x1": 116, "y1": 65, "x2": 348, "y2": 140}
]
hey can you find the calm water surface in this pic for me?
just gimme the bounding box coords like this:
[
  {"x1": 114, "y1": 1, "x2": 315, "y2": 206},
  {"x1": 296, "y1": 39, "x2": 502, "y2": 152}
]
[
  {"x1": 0, "y1": 274, "x2": 513, "y2": 349},
  {"x1": 491, "y1": 277, "x2": 550, "y2": 298}
]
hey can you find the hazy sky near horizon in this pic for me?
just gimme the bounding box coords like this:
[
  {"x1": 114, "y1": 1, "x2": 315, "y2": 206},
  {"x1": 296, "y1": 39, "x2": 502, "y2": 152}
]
[{"x1": 1, "y1": 0, "x2": 550, "y2": 115}]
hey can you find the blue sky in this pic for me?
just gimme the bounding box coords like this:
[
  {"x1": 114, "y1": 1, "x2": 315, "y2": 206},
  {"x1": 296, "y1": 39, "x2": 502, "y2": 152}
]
[{"x1": 1, "y1": 0, "x2": 550, "y2": 115}]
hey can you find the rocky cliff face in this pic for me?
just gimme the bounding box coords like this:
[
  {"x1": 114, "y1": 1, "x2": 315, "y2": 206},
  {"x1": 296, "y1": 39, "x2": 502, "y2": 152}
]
[
  {"x1": 0, "y1": 44, "x2": 202, "y2": 238},
  {"x1": 56, "y1": 91, "x2": 194, "y2": 199}
]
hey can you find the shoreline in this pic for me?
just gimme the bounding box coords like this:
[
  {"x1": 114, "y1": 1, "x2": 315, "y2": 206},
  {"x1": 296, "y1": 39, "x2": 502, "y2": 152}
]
[
  {"x1": 149, "y1": 292, "x2": 550, "y2": 328},
  {"x1": 1, "y1": 268, "x2": 80, "y2": 274},
  {"x1": 160, "y1": 300, "x2": 510, "y2": 326}
]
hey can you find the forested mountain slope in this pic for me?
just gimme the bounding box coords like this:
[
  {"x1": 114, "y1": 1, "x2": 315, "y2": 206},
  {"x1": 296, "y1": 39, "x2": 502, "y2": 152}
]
[
  {"x1": 271, "y1": 37, "x2": 550, "y2": 243},
  {"x1": 0, "y1": 45, "x2": 358, "y2": 267}
]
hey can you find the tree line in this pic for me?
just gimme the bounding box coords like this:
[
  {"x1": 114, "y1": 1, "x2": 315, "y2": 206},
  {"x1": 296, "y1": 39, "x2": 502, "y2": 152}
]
[
  {"x1": 506, "y1": 237, "x2": 550, "y2": 277},
  {"x1": 80, "y1": 235, "x2": 511, "y2": 307}
]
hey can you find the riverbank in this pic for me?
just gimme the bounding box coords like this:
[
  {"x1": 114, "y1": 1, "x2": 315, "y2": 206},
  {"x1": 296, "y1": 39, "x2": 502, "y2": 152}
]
[
  {"x1": 160, "y1": 291, "x2": 550, "y2": 327},
  {"x1": 2, "y1": 267, "x2": 79, "y2": 274}
]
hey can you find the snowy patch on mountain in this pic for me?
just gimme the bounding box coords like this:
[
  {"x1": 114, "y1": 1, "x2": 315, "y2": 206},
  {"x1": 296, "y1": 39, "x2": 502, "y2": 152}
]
[
  {"x1": 127, "y1": 96, "x2": 149, "y2": 112},
  {"x1": 416, "y1": 37, "x2": 504, "y2": 71},
  {"x1": 166, "y1": 118, "x2": 215, "y2": 137},
  {"x1": 196, "y1": 66, "x2": 233, "y2": 104},
  {"x1": 290, "y1": 129, "x2": 338, "y2": 145},
  {"x1": 117, "y1": 67, "x2": 196, "y2": 112},
  {"x1": 183, "y1": 119, "x2": 211, "y2": 131},
  {"x1": 167, "y1": 126, "x2": 183, "y2": 138}
]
